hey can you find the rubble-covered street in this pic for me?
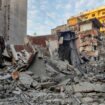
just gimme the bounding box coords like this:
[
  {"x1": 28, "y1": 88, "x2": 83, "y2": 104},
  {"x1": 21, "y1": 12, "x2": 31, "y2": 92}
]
[
  {"x1": 1, "y1": 0, "x2": 105, "y2": 105},
  {"x1": 1, "y1": 47, "x2": 105, "y2": 105}
]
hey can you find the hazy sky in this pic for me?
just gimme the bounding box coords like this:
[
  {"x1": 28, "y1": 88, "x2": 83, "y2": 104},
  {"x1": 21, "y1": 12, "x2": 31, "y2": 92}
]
[{"x1": 27, "y1": 0, "x2": 105, "y2": 36}]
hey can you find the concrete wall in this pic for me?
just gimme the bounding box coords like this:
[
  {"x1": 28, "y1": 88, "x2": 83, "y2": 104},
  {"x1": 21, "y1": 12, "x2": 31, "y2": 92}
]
[
  {"x1": 26, "y1": 35, "x2": 58, "y2": 47},
  {"x1": 0, "y1": 0, "x2": 10, "y2": 39},
  {"x1": 0, "y1": 0, "x2": 27, "y2": 44}
]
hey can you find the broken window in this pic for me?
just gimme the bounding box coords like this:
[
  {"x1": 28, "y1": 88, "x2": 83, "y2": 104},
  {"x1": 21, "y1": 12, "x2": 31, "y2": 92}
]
[
  {"x1": 92, "y1": 14, "x2": 95, "y2": 17},
  {"x1": 88, "y1": 34, "x2": 92, "y2": 38},
  {"x1": 93, "y1": 45, "x2": 97, "y2": 51},
  {"x1": 102, "y1": 12, "x2": 105, "y2": 15}
]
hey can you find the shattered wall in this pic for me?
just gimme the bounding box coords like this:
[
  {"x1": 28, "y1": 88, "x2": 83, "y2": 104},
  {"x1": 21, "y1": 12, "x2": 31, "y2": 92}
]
[
  {"x1": 26, "y1": 35, "x2": 58, "y2": 47},
  {"x1": 0, "y1": 0, "x2": 10, "y2": 39},
  {"x1": 75, "y1": 19, "x2": 103, "y2": 61},
  {"x1": 76, "y1": 29, "x2": 103, "y2": 62},
  {"x1": 0, "y1": 0, "x2": 27, "y2": 44}
]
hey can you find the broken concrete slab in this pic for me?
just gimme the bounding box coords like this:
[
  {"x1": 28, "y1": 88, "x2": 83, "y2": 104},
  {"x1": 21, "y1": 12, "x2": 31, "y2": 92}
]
[
  {"x1": 12, "y1": 87, "x2": 22, "y2": 95},
  {"x1": 82, "y1": 97, "x2": 93, "y2": 103},
  {"x1": 0, "y1": 74, "x2": 11, "y2": 80},
  {"x1": 32, "y1": 80, "x2": 38, "y2": 88},
  {"x1": 19, "y1": 72, "x2": 33, "y2": 88},
  {"x1": 73, "y1": 82, "x2": 105, "y2": 93},
  {"x1": 99, "y1": 104, "x2": 105, "y2": 105},
  {"x1": 37, "y1": 82, "x2": 56, "y2": 89},
  {"x1": 74, "y1": 93, "x2": 83, "y2": 97}
]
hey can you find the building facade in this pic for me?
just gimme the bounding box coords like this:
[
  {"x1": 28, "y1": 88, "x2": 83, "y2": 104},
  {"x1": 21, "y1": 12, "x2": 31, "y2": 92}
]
[
  {"x1": 67, "y1": 6, "x2": 105, "y2": 33},
  {"x1": 76, "y1": 18, "x2": 103, "y2": 61},
  {"x1": 0, "y1": 0, "x2": 27, "y2": 44}
]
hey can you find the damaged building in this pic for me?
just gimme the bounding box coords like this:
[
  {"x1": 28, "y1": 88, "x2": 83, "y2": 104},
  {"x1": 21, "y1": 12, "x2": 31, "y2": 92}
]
[
  {"x1": 1, "y1": 2, "x2": 105, "y2": 105},
  {"x1": 55, "y1": 18, "x2": 104, "y2": 63},
  {"x1": 25, "y1": 35, "x2": 58, "y2": 57},
  {"x1": 58, "y1": 30, "x2": 81, "y2": 68},
  {"x1": 77, "y1": 18, "x2": 104, "y2": 61},
  {"x1": 67, "y1": 6, "x2": 105, "y2": 33},
  {"x1": 0, "y1": 0, "x2": 27, "y2": 44}
]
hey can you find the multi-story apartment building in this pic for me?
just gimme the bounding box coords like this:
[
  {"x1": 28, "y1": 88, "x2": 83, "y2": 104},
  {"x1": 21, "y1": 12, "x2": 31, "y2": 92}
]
[{"x1": 67, "y1": 6, "x2": 105, "y2": 33}]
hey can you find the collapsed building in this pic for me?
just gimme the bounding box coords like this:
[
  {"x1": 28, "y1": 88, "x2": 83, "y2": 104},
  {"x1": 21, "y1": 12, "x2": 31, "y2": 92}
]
[
  {"x1": 57, "y1": 18, "x2": 104, "y2": 66},
  {"x1": 26, "y1": 35, "x2": 58, "y2": 57},
  {"x1": 0, "y1": 2, "x2": 105, "y2": 105},
  {"x1": 77, "y1": 18, "x2": 104, "y2": 61},
  {"x1": 58, "y1": 31, "x2": 81, "y2": 68}
]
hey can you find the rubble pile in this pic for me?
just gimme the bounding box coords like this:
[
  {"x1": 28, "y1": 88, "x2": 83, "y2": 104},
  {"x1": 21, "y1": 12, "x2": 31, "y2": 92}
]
[
  {"x1": 0, "y1": 55, "x2": 105, "y2": 105},
  {"x1": 0, "y1": 36, "x2": 105, "y2": 105}
]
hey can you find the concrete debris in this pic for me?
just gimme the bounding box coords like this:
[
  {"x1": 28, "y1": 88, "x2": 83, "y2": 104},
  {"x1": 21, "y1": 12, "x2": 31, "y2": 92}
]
[
  {"x1": 19, "y1": 72, "x2": 34, "y2": 88},
  {"x1": 1, "y1": 38, "x2": 105, "y2": 105},
  {"x1": 0, "y1": 54, "x2": 105, "y2": 105},
  {"x1": 73, "y1": 82, "x2": 105, "y2": 93}
]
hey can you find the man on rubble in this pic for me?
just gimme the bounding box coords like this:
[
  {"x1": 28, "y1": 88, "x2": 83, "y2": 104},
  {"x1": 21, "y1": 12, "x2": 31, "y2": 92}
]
[{"x1": 0, "y1": 36, "x2": 5, "y2": 68}]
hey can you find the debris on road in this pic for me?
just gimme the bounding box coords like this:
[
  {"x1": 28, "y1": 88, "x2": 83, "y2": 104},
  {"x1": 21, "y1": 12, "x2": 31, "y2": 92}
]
[{"x1": 0, "y1": 53, "x2": 105, "y2": 105}]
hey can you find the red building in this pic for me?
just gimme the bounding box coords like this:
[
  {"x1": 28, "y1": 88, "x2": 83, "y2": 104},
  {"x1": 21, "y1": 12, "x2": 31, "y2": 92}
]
[{"x1": 26, "y1": 34, "x2": 57, "y2": 47}]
